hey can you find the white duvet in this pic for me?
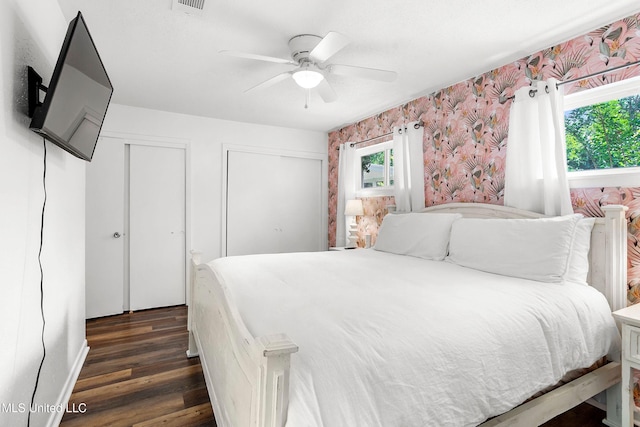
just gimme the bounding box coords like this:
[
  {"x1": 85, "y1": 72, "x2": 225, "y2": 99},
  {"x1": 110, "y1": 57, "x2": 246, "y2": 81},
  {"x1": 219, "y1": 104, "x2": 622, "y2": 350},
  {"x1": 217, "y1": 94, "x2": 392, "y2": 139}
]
[{"x1": 210, "y1": 249, "x2": 620, "y2": 427}]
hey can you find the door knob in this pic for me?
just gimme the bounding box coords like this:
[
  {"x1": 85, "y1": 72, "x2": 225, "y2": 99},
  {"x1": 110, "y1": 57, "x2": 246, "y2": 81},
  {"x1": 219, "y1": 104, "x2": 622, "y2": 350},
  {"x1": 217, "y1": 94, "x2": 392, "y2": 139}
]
[{"x1": 113, "y1": 232, "x2": 121, "y2": 238}]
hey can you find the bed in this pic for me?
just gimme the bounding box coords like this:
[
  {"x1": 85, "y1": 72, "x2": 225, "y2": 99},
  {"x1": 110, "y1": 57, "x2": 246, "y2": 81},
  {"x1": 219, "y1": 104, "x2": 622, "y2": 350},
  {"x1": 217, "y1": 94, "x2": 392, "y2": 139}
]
[{"x1": 187, "y1": 203, "x2": 628, "y2": 427}]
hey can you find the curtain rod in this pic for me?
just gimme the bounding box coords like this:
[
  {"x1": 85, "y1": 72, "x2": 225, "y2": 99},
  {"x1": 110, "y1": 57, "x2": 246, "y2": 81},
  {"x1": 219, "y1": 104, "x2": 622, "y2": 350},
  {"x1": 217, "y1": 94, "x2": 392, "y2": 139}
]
[
  {"x1": 499, "y1": 59, "x2": 640, "y2": 104},
  {"x1": 334, "y1": 121, "x2": 424, "y2": 150},
  {"x1": 349, "y1": 131, "x2": 392, "y2": 147}
]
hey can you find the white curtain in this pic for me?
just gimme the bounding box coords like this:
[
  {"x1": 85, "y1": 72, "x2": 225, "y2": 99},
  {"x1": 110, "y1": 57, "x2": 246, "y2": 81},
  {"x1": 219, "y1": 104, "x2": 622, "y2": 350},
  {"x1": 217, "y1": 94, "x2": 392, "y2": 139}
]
[
  {"x1": 504, "y1": 79, "x2": 572, "y2": 216},
  {"x1": 393, "y1": 121, "x2": 425, "y2": 212},
  {"x1": 337, "y1": 143, "x2": 357, "y2": 246}
]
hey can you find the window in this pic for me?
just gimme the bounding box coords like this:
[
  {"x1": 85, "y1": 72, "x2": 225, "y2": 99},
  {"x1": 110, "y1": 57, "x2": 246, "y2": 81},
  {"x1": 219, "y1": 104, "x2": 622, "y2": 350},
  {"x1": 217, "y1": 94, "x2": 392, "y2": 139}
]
[
  {"x1": 564, "y1": 75, "x2": 640, "y2": 188},
  {"x1": 356, "y1": 140, "x2": 394, "y2": 196}
]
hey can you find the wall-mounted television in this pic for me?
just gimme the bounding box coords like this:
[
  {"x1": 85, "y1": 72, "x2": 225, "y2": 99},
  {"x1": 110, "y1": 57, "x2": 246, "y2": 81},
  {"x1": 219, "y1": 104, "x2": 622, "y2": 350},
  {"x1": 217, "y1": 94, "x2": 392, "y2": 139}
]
[{"x1": 28, "y1": 11, "x2": 113, "y2": 162}]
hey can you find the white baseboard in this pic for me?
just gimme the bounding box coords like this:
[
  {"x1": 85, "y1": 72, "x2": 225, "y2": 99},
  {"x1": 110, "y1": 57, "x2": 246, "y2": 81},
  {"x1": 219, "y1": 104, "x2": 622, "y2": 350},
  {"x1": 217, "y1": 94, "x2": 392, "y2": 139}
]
[{"x1": 46, "y1": 340, "x2": 89, "y2": 427}]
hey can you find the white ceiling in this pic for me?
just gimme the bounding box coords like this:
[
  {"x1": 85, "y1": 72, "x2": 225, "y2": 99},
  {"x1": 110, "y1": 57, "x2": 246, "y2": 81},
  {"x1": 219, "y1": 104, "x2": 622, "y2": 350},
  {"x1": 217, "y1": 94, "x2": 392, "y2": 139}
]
[{"x1": 55, "y1": 0, "x2": 640, "y2": 133}]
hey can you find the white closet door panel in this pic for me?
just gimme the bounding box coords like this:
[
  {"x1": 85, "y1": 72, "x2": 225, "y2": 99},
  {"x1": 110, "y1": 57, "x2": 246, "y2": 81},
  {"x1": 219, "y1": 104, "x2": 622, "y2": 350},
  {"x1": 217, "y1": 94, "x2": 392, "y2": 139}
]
[
  {"x1": 278, "y1": 155, "x2": 322, "y2": 252},
  {"x1": 226, "y1": 150, "x2": 281, "y2": 256},
  {"x1": 85, "y1": 137, "x2": 125, "y2": 318},
  {"x1": 129, "y1": 145, "x2": 185, "y2": 310},
  {"x1": 226, "y1": 149, "x2": 323, "y2": 256}
]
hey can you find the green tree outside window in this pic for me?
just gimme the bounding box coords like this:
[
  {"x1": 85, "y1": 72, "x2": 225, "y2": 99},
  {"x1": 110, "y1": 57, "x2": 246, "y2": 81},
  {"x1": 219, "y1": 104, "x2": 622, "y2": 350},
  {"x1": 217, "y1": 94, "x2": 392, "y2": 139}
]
[{"x1": 565, "y1": 95, "x2": 640, "y2": 172}]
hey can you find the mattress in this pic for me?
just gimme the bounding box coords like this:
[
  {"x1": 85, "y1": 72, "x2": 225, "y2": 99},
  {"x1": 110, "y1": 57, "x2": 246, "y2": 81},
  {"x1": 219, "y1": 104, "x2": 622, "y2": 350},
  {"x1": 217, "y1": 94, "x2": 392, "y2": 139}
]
[{"x1": 209, "y1": 248, "x2": 620, "y2": 427}]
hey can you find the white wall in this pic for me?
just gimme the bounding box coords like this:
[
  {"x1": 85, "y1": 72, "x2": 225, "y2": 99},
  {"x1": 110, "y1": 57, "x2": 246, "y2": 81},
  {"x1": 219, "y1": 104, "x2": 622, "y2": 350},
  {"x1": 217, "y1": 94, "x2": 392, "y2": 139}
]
[
  {"x1": 0, "y1": 2, "x2": 87, "y2": 426},
  {"x1": 101, "y1": 104, "x2": 328, "y2": 263}
]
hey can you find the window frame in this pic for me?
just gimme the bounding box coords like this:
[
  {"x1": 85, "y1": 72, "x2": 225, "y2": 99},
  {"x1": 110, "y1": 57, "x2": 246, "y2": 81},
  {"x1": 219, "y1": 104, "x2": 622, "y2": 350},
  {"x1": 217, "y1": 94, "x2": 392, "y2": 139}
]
[
  {"x1": 564, "y1": 75, "x2": 640, "y2": 188},
  {"x1": 355, "y1": 140, "x2": 395, "y2": 197}
]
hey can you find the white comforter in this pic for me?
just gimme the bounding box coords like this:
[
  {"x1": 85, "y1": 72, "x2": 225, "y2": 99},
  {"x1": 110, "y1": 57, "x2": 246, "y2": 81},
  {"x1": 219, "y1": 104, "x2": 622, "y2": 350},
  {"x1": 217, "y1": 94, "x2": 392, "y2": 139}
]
[{"x1": 210, "y1": 249, "x2": 620, "y2": 427}]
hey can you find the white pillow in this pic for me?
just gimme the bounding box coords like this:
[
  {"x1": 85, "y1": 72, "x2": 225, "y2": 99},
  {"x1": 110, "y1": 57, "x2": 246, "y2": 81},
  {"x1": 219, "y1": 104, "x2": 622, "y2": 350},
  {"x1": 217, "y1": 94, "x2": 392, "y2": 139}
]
[
  {"x1": 565, "y1": 217, "x2": 596, "y2": 285},
  {"x1": 446, "y1": 214, "x2": 582, "y2": 283},
  {"x1": 373, "y1": 212, "x2": 462, "y2": 260}
]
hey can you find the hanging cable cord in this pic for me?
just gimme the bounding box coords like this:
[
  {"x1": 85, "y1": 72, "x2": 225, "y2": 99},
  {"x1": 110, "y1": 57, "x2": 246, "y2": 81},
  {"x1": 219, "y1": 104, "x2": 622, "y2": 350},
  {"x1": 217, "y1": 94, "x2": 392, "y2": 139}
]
[
  {"x1": 27, "y1": 138, "x2": 47, "y2": 427},
  {"x1": 499, "y1": 58, "x2": 640, "y2": 103}
]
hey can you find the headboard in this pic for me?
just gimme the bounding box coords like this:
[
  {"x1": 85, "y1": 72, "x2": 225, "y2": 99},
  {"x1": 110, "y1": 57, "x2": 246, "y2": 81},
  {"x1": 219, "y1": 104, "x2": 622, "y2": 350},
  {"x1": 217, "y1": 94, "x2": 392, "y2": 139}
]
[{"x1": 421, "y1": 203, "x2": 628, "y2": 312}]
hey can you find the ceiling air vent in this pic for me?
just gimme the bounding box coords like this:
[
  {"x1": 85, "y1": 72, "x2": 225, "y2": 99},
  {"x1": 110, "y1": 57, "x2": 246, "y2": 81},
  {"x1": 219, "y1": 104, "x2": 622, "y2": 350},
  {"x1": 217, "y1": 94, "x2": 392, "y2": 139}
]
[{"x1": 172, "y1": 0, "x2": 205, "y2": 16}]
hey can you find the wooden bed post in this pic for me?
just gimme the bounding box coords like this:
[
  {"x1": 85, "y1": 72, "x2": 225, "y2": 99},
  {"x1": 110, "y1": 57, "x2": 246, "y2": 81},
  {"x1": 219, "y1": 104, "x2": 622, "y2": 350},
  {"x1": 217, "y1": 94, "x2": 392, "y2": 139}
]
[
  {"x1": 257, "y1": 334, "x2": 299, "y2": 427},
  {"x1": 187, "y1": 250, "x2": 202, "y2": 358},
  {"x1": 602, "y1": 205, "x2": 628, "y2": 427},
  {"x1": 602, "y1": 205, "x2": 628, "y2": 314}
]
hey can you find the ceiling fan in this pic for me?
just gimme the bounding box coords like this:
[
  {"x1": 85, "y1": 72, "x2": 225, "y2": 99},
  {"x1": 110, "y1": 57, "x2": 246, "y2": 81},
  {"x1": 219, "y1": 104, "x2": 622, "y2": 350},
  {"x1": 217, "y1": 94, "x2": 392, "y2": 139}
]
[{"x1": 220, "y1": 32, "x2": 397, "y2": 104}]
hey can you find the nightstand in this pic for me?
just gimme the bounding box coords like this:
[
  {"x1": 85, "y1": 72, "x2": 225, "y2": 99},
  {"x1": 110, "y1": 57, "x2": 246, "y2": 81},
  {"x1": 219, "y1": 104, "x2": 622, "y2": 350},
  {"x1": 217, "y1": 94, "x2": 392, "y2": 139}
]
[{"x1": 613, "y1": 304, "x2": 640, "y2": 427}]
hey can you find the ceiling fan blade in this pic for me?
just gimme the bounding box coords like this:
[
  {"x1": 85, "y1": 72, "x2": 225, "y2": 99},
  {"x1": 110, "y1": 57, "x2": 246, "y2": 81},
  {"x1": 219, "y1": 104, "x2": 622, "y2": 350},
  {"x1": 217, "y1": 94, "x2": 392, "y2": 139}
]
[
  {"x1": 309, "y1": 32, "x2": 350, "y2": 63},
  {"x1": 329, "y1": 64, "x2": 397, "y2": 82},
  {"x1": 244, "y1": 72, "x2": 293, "y2": 93},
  {"x1": 219, "y1": 50, "x2": 297, "y2": 65},
  {"x1": 317, "y1": 79, "x2": 337, "y2": 103}
]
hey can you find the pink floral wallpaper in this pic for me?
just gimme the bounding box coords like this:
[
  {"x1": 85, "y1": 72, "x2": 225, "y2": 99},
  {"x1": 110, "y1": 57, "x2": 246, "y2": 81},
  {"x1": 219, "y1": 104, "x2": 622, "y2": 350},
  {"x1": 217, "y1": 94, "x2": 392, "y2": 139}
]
[
  {"x1": 328, "y1": 13, "x2": 640, "y2": 300},
  {"x1": 353, "y1": 196, "x2": 393, "y2": 248}
]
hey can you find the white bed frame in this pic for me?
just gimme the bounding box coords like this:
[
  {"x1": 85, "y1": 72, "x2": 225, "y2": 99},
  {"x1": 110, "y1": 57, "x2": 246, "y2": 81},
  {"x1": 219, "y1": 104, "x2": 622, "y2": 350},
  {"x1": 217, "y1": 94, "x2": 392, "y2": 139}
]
[{"x1": 187, "y1": 203, "x2": 628, "y2": 427}]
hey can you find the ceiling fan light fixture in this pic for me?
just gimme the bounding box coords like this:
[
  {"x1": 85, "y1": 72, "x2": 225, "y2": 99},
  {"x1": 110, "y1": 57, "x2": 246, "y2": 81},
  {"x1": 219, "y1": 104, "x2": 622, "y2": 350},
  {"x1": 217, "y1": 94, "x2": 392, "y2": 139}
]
[{"x1": 292, "y1": 69, "x2": 324, "y2": 89}]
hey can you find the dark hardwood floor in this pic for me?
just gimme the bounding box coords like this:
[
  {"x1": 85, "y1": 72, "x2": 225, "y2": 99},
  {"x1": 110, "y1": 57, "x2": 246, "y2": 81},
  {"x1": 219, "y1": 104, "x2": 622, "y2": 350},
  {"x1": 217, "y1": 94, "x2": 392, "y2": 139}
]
[
  {"x1": 60, "y1": 305, "x2": 608, "y2": 427},
  {"x1": 60, "y1": 305, "x2": 215, "y2": 427}
]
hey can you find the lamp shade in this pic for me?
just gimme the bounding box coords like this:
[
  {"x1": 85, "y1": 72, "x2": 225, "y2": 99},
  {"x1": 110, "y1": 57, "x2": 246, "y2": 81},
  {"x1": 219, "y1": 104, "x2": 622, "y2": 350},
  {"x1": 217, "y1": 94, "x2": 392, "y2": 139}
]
[
  {"x1": 292, "y1": 69, "x2": 324, "y2": 89},
  {"x1": 344, "y1": 199, "x2": 364, "y2": 216}
]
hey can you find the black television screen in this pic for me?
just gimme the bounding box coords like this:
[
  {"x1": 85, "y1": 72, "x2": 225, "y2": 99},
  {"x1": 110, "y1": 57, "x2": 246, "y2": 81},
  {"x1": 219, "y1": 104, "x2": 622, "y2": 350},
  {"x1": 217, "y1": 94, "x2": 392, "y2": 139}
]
[{"x1": 29, "y1": 12, "x2": 113, "y2": 162}]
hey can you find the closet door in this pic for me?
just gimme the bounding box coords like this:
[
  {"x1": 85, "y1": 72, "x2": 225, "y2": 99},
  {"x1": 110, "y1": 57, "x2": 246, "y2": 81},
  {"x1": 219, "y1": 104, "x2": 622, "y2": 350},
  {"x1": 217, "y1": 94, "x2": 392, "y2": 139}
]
[
  {"x1": 278, "y1": 155, "x2": 323, "y2": 252},
  {"x1": 85, "y1": 137, "x2": 125, "y2": 318},
  {"x1": 226, "y1": 149, "x2": 323, "y2": 256},
  {"x1": 129, "y1": 145, "x2": 186, "y2": 311},
  {"x1": 226, "y1": 150, "x2": 281, "y2": 256}
]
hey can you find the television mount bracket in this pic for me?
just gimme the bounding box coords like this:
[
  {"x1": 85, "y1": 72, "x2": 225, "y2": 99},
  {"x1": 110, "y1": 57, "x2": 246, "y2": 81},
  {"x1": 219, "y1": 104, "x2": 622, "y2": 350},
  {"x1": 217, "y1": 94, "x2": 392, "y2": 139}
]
[{"x1": 27, "y1": 66, "x2": 48, "y2": 118}]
